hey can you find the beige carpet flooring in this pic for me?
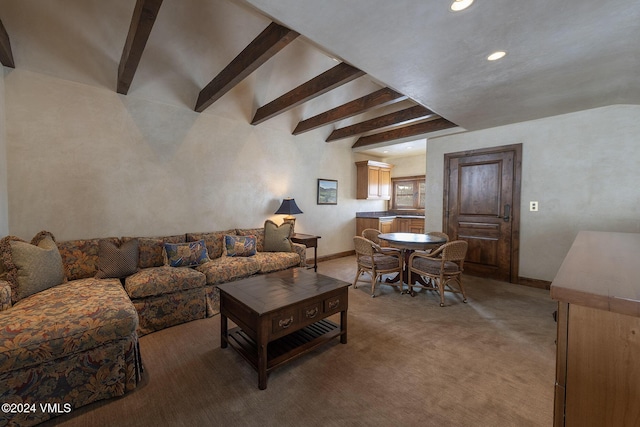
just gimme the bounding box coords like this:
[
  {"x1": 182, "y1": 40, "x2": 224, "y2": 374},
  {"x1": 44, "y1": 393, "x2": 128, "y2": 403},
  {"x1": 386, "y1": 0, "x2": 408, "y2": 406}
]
[{"x1": 44, "y1": 256, "x2": 557, "y2": 427}]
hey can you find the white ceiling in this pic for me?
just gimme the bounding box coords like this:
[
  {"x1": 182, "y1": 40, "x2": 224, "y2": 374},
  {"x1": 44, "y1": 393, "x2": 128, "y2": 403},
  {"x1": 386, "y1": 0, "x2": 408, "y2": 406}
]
[
  {"x1": 243, "y1": 0, "x2": 640, "y2": 131},
  {"x1": 1, "y1": 0, "x2": 638, "y2": 158}
]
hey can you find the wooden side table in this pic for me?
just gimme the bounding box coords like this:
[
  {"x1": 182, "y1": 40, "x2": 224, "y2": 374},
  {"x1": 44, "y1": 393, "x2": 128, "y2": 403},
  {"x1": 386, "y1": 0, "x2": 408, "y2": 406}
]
[{"x1": 290, "y1": 233, "x2": 321, "y2": 272}]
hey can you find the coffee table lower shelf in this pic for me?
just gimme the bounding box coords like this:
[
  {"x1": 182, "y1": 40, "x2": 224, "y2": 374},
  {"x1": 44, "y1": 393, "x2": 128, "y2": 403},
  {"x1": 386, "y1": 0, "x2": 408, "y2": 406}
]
[{"x1": 226, "y1": 319, "x2": 341, "y2": 374}]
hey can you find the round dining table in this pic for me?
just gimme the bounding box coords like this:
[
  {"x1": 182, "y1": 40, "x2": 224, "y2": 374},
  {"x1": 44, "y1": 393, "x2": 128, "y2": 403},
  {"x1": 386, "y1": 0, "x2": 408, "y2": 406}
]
[
  {"x1": 378, "y1": 232, "x2": 447, "y2": 251},
  {"x1": 377, "y1": 232, "x2": 448, "y2": 292}
]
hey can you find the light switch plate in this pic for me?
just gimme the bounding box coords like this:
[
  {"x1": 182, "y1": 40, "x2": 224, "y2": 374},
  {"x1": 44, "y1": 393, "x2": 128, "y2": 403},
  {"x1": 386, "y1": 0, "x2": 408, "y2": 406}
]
[{"x1": 530, "y1": 201, "x2": 538, "y2": 212}]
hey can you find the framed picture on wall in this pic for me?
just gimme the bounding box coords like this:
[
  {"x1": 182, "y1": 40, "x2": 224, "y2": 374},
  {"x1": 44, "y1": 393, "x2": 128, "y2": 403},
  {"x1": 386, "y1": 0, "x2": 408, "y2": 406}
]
[{"x1": 317, "y1": 179, "x2": 338, "y2": 205}]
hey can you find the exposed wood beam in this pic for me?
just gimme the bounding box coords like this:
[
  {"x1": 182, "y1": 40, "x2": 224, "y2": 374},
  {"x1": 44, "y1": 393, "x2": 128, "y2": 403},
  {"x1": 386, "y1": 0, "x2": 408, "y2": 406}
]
[
  {"x1": 292, "y1": 87, "x2": 406, "y2": 135},
  {"x1": 251, "y1": 62, "x2": 365, "y2": 125},
  {"x1": 326, "y1": 105, "x2": 435, "y2": 142},
  {"x1": 117, "y1": 0, "x2": 163, "y2": 95},
  {"x1": 0, "y1": 19, "x2": 15, "y2": 68},
  {"x1": 352, "y1": 118, "x2": 457, "y2": 148},
  {"x1": 195, "y1": 23, "x2": 299, "y2": 113}
]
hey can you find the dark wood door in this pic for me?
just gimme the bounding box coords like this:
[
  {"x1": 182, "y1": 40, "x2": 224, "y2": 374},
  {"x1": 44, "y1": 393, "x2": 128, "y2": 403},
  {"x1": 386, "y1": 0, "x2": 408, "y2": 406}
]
[{"x1": 444, "y1": 144, "x2": 521, "y2": 282}]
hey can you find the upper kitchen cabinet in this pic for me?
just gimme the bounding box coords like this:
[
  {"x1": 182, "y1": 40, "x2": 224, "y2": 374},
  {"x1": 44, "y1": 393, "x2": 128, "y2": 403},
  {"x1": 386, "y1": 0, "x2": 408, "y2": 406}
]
[{"x1": 356, "y1": 160, "x2": 393, "y2": 200}]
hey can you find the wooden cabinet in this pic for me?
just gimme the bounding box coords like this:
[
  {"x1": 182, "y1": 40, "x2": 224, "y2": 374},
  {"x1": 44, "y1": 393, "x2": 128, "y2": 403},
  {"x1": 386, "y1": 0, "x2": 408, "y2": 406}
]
[
  {"x1": 379, "y1": 218, "x2": 394, "y2": 234},
  {"x1": 357, "y1": 216, "x2": 425, "y2": 237},
  {"x1": 550, "y1": 231, "x2": 640, "y2": 427},
  {"x1": 394, "y1": 218, "x2": 410, "y2": 233},
  {"x1": 410, "y1": 219, "x2": 424, "y2": 234},
  {"x1": 356, "y1": 217, "x2": 395, "y2": 238},
  {"x1": 356, "y1": 160, "x2": 393, "y2": 200},
  {"x1": 393, "y1": 218, "x2": 425, "y2": 234}
]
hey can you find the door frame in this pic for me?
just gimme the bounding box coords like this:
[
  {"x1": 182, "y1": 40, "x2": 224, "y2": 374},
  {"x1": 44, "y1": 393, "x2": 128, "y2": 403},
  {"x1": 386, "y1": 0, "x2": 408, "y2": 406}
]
[{"x1": 442, "y1": 143, "x2": 522, "y2": 283}]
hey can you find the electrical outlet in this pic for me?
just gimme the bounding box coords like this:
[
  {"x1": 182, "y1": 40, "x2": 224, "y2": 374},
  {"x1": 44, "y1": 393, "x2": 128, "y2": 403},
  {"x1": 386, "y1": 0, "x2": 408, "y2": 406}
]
[{"x1": 530, "y1": 201, "x2": 538, "y2": 212}]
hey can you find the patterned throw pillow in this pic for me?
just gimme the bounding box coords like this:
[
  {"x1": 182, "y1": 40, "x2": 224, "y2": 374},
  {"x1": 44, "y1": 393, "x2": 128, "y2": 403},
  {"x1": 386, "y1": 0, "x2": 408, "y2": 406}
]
[
  {"x1": 236, "y1": 228, "x2": 265, "y2": 252},
  {"x1": 223, "y1": 235, "x2": 257, "y2": 257},
  {"x1": 95, "y1": 239, "x2": 139, "y2": 279},
  {"x1": 164, "y1": 240, "x2": 210, "y2": 267},
  {"x1": 0, "y1": 231, "x2": 65, "y2": 303},
  {"x1": 263, "y1": 220, "x2": 293, "y2": 252}
]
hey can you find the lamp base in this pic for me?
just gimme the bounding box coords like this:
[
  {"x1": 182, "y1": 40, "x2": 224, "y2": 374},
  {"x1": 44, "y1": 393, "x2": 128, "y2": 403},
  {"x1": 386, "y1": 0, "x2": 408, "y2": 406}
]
[{"x1": 282, "y1": 217, "x2": 296, "y2": 234}]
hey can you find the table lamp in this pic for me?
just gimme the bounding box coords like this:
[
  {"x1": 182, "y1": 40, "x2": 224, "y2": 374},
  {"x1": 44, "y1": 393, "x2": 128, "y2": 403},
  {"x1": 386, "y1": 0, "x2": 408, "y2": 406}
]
[{"x1": 274, "y1": 198, "x2": 303, "y2": 232}]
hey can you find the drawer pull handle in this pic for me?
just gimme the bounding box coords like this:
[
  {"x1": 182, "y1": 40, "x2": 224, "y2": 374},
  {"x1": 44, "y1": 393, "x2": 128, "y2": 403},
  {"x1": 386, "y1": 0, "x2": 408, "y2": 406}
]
[
  {"x1": 306, "y1": 307, "x2": 319, "y2": 318},
  {"x1": 328, "y1": 299, "x2": 340, "y2": 310},
  {"x1": 279, "y1": 316, "x2": 294, "y2": 328}
]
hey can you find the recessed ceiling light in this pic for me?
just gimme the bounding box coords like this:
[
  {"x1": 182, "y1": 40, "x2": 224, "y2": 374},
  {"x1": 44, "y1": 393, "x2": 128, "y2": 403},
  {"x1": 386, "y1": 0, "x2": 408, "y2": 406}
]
[
  {"x1": 450, "y1": 0, "x2": 474, "y2": 12},
  {"x1": 487, "y1": 51, "x2": 507, "y2": 61}
]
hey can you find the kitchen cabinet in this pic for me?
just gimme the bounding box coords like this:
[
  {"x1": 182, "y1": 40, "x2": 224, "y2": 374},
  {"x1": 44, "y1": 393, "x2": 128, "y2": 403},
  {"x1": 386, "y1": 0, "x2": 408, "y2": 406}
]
[
  {"x1": 393, "y1": 218, "x2": 425, "y2": 234},
  {"x1": 355, "y1": 217, "x2": 395, "y2": 238},
  {"x1": 379, "y1": 218, "x2": 394, "y2": 234},
  {"x1": 550, "y1": 231, "x2": 640, "y2": 426},
  {"x1": 356, "y1": 160, "x2": 393, "y2": 200}
]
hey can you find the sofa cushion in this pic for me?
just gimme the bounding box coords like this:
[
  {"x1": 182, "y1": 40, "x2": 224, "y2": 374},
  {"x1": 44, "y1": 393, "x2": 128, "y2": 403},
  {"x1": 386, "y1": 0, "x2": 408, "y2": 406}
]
[
  {"x1": 0, "y1": 231, "x2": 65, "y2": 303},
  {"x1": 95, "y1": 238, "x2": 139, "y2": 279},
  {"x1": 263, "y1": 220, "x2": 293, "y2": 252},
  {"x1": 163, "y1": 240, "x2": 210, "y2": 267},
  {"x1": 195, "y1": 256, "x2": 260, "y2": 285},
  {"x1": 132, "y1": 287, "x2": 206, "y2": 336},
  {"x1": 124, "y1": 266, "x2": 206, "y2": 299},
  {"x1": 236, "y1": 227, "x2": 265, "y2": 251},
  {"x1": 186, "y1": 230, "x2": 236, "y2": 260},
  {"x1": 253, "y1": 252, "x2": 301, "y2": 274},
  {"x1": 123, "y1": 235, "x2": 186, "y2": 269},
  {"x1": 0, "y1": 280, "x2": 10, "y2": 311},
  {"x1": 0, "y1": 278, "x2": 138, "y2": 373},
  {"x1": 57, "y1": 237, "x2": 120, "y2": 281},
  {"x1": 223, "y1": 235, "x2": 257, "y2": 257}
]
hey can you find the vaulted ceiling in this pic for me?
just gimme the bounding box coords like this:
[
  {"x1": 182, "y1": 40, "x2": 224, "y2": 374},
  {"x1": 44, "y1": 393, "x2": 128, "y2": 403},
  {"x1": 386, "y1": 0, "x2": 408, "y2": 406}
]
[{"x1": 1, "y1": 0, "x2": 639, "y2": 157}]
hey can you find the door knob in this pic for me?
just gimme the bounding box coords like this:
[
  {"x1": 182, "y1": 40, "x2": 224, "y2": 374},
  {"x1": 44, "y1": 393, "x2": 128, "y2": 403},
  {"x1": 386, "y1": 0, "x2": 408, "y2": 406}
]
[{"x1": 501, "y1": 204, "x2": 511, "y2": 222}]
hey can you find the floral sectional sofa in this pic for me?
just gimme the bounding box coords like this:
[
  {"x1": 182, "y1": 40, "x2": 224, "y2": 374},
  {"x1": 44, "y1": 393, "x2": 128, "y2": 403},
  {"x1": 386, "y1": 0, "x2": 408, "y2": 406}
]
[{"x1": 0, "y1": 222, "x2": 304, "y2": 426}]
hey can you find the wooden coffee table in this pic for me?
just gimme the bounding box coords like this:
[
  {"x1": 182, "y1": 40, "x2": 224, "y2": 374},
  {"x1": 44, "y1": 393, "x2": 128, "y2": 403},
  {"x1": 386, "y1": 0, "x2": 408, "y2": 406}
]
[{"x1": 218, "y1": 268, "x2": 349, "y2": 390}]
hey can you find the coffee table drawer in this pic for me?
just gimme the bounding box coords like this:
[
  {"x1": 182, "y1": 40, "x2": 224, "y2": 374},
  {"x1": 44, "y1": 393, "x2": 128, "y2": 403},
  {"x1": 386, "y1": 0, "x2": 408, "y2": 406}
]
[
  {"x1": 324, "y1": 293, "x2": 345, "y2": 315},
  {"x1": 271, "y1": 310, "x2": 298, "y2": 334},
  {"x1": 302, "y1": 301, "x2": 322, "y2": 322}
]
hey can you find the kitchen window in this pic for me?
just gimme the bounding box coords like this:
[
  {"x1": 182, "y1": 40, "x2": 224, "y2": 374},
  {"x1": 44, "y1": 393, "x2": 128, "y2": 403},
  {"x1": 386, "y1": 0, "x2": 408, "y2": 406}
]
[{"x1": 390, "y1": 176, "x2": 425, "y2": 210}]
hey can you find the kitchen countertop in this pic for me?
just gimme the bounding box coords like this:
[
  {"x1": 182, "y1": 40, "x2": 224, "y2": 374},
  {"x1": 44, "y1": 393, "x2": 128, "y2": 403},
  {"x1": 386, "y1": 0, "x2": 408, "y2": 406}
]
[{"x1": 356, "y1": 211, "x2": 425, "y2": 219}]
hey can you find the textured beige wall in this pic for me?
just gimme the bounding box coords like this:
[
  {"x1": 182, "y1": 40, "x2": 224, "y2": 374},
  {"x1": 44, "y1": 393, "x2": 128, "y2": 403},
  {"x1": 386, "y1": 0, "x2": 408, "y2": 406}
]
[
  {"x1": 3, "y1": 69, "x2": 388, "y2": 256},
  {"x1": 388, "y1": 152, "x2": 427, "y2": 178},
  {"x1": 426, "y1": 105, "x2": 640, "y2": 281},
  {"x1": 0, "y1": 69, "x2": 7, "y2": 237}
]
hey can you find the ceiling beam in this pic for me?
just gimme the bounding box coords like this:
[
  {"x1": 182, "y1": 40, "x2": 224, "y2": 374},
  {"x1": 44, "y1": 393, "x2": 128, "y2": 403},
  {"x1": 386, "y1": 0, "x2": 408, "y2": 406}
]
[
  {"x1": 0, "y1": 19, "x2": 15, "y2": 68},
  {"x1": 195, "y1": 23, "x2": 299, "y2": 113},
  {"x1": 251, "y1": 62, "x2": 365, "y2": 125},
  {"x1": 117, "y1": 0, "x2": 163, "y2": 95},
  {"x1": 352, "y1": 118, "x2": 457, "y2": 148},
  {"x1": 292, "y1": 87, "x2": 406, "y2": 135},
  {"x1": 326, "y1": 105, "x2": 435, "y2": 142}
]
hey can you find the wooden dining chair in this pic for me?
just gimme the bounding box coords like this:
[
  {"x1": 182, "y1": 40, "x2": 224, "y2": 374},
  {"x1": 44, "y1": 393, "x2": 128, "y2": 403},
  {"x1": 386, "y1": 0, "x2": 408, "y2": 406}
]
[
  {"x1": 353, "y1": 236, "x2": 403, "y2": 297},
  {"x1": 407, "y1": 240, "x2": 468, "y2": 306}
]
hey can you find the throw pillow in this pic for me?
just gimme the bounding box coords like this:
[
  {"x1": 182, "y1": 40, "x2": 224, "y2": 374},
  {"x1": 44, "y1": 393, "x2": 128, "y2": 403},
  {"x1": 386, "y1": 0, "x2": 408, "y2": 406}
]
[
  {"x1": 95, "y1": 239, "x2": 139, "y2": 279},
  {"x1": 163, "y1": 240, "x2": 211, "y2": 267},
  {"x1": 236, "y1": 228, "x2": 265, "y2": 252},
  {"x1": 0, "y1": 231, "x2": 65, "y2": 303},
  {"x1": 223, "y1": 235, "x2": 257, "y2": 257},
  {"x1": 263, "y1": 220, "x2": 293, "y2": 252}
]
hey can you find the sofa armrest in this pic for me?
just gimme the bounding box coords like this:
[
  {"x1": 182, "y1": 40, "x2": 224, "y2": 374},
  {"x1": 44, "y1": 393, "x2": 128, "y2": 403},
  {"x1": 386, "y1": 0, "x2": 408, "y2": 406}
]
[
  {"x1": 0, "y1": 280, "x2": 12, "y2": 311},
  {"x1": 291, "y1": 242, "x2": 307, "y2": 267}
]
